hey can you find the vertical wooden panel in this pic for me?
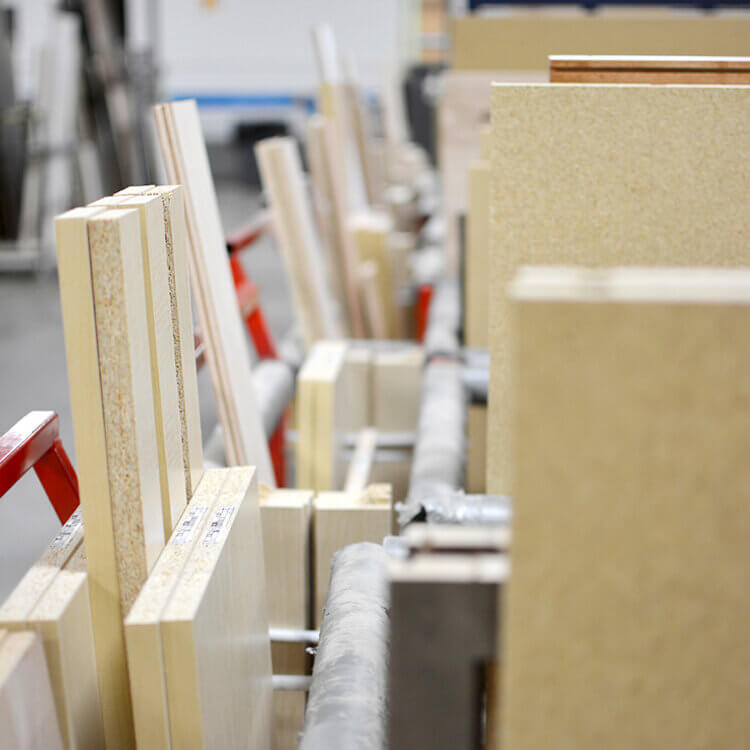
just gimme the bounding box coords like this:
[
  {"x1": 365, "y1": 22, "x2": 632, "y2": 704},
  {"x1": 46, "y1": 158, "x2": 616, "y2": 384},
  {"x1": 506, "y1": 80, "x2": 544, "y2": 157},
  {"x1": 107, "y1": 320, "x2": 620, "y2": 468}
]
[
  {"x1": 488, "y1": 84, "x2": 750, "y2": 495},
  {"x1": 503, "y1": 266, "x2": 750, "y2": 750}
]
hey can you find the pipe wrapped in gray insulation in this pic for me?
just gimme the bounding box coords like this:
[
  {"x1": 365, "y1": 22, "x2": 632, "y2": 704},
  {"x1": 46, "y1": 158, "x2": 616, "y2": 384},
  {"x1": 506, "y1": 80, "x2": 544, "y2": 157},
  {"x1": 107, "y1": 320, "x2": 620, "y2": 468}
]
[
  {"x1": 299, "y1": 542, "x2": 389, "y2": 750},
  {"x1": 398, "y1": 358, "x2": 466, "y2": 525},
  {"x1": 252, "y1": 358, "x2": 295, "y2": 437},
  {"x1": 423, "y1": 278, "x2": 461, "y2": 361}
]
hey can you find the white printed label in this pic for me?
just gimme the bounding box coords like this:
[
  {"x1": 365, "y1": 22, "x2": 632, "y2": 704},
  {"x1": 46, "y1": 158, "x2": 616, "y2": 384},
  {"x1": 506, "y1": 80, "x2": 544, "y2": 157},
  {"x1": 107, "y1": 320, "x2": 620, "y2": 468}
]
[
  {"x1": 202, "y1": 506, "x2": 235, "y2": 546},
  {"x1": 49, "y1": 509, "x2": 82, "y2": 550},
  {"x1": 171, "y1": 505, "x2": 209, "y2": 546}
]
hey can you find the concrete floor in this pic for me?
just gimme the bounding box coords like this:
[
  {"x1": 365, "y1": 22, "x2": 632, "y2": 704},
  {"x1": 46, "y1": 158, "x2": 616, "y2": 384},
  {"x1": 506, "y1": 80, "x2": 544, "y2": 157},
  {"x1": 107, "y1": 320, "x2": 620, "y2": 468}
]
[{"x1": 0, "y1": 181, "x2": 295, "y2": 601}]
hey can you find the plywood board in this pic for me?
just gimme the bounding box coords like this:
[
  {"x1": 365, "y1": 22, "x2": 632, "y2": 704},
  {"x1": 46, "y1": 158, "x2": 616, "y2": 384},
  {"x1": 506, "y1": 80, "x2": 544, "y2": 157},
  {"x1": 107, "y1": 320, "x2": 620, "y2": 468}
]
[
  {"x1": 260, "y1": 488, "x2": 313, "y2": 750},
  {"x1": 313, "y1": 491, "x2": 392, "y2": 627},
  {"x1": 255, "y1": 136, "x2": 343, "y2": 345},
  {"x1": 155, "y1": 100, "x2": 274, "y2": 483},
  {"x1": 550, "y1": 54, "x2": 750, "y2": 83},
  {"x1": 451, "y1": 11, "x2": 750, "y2": 71},
  {"x1": 488, "y1": 84, "x2": 750, "y2": 494},
  {"x1": 161, "y1": 467, "x2": 272, "y2": 749},
  {"x1": 502, "y1": 266, "x2": 750, "y2": 750},
  {"x1": 28, "y1": 545, "x2": 105, "y2": 750},
  {"x1": 0, "y1": 630, "x2": 64, "y2": 750},
  {"x1": 465, "y1": 159, "x2": 490, "y2": 349},
  {"x1": 56, "y1": 206, "x2": 164, "y2": 748},
  {"x1": 125, "y1": 468, "x2": 228, "y2": 750},
  {"x1": 90, "y1": 192, "x2": 187, "y2": 535}
]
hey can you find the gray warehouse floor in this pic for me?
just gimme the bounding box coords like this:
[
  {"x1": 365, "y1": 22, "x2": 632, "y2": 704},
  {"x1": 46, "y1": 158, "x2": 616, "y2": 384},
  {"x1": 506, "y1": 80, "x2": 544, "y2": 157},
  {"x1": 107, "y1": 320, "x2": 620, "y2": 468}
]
[{"x1": 0, "y1": 181, "x2": 294, "y2": 601}]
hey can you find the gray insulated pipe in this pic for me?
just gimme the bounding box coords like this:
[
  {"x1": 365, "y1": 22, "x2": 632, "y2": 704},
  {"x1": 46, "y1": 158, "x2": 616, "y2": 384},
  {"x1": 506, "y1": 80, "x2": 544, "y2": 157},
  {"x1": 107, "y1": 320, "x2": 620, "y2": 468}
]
[
  {"x1": 299, "y1": 543, "x2": 389, "y2": 750},
  {"x1": 398, "y1": 358, "x2": 466, "y2": 525}
]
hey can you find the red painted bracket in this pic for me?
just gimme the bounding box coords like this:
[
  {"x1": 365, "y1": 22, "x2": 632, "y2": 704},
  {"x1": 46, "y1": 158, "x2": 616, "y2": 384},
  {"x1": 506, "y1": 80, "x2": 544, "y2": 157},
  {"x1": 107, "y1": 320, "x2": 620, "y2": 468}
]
[
  {"x1": 0, "y1": 411, "x2": 79, "y2": 524},
  {"x1": 416, "y1": 284, "x2": 434, "y2": 343},
  {"x1": 225, "y1": 210, "x2": 271, "y2": 255}
]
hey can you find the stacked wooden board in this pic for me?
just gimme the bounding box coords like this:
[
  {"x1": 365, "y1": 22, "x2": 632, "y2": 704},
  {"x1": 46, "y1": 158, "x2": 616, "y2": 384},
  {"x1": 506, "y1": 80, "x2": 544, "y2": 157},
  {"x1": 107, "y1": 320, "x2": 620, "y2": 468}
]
[
  {"x1": 259, "y1": 488, "x2": 314, "y2": 750},
  {"x1": 126, "y1": 467, "x2": 273, "y2": 750},
  {"x1": 502, "y1": 266, "x2": 750, "y2": 749},
  {"x1": 0, "y1": 510, "x2": 104, "y2": 749},
  {"x1": 487, "y1": 83, "x2": 750, "y2": 495},
  {"x1": 154, "y1": 99, "x2": 274, "y2": 481},
  {"x1": 296, "y1": 341, "x2": 349, "y2": 491},
  {"x1": 0, "y1": 629, "x2": 64, "y2": 749}
]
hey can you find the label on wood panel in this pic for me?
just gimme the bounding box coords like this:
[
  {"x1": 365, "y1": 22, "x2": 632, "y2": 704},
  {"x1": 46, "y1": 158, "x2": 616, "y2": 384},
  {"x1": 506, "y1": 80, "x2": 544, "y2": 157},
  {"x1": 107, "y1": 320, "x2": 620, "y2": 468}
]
[
  {"x1": 202, "y1": 506, "x2": 235, "y2": 546},
  {"x1": 171, "y1": 505, "x2": 209, "y2": 546},
  {"x1": 49, "y1": 509, "x2": 83, "y2": 549}
]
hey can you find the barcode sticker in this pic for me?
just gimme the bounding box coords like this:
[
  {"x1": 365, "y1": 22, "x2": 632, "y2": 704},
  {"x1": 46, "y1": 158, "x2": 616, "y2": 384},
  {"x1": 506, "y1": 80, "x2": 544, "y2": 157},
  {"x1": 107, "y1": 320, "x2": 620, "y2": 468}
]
[
  {"x1": 202, "y1": 506, "x2": 235, "y2": 546},
  {"x1": 171, "y1": 505, "x2": 209, "y2": 546},
  {"x1": 49, "y1": 509, "x2": 82, "y2": 550}
]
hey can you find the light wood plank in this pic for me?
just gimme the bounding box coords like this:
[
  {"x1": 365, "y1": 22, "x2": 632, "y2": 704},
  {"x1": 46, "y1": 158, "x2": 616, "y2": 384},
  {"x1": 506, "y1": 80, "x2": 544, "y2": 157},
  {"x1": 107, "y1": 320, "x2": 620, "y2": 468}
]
[
  {"x1": 466, "y1": 404, "x2": 487, "y2": 494},
  {"x1": 125, "y1": 468, "x2": 228, "y2": 750},
  {"x1": 155, "y1": 100, "x2": 274, "y2": 482},
  {"x1": 28, "y1": 544, "x2": 105, "y2": 750},
  {"x1": 344, "y1": 428, "x2": 378, "y2": 494},
  {"x1": 126, "y1": 184, "x2": 205, "y2": 498},
  {"x1": 0, "y1": 508, "x2": 83, "y2": 625},
  {"x1": 255, "y1": 136, "x2": 343, "y2": 345},
  {"x1": 350, "y1": 211, "x2": 400, "y2": 338},
  {"x1": 312, "y1": 490, "x2": 392, "y2": 627},
  {"x1": 90, "y1": 192, "x2": 187, "y2": 535},
  {"x1": 307, "y1": 114, "x2": 365, "y2": 337},
  {"x1": 372, "y1": 346, "x2": 423, "y2": 432},
  {"x1": 0, "y1": 630, "x2": 64, "y2": 750},
  {"x1": 359, "y1": 260, "x2": 388, "y2": 340},
  {"x1": 503, "y1": 266, "x2": 750, "y2": 750},
  {"x1": 56, "y1": 205, "x2": 163, "y2": 747},
  {"x1": 488, "y1": 84, "x2": 750, "y2": 494},
  {"x1": 260, "y1": 488, "x2": 313, "y2": 750},
  {"x1": 161, "y1": 467, "x2": 273, "y2": 749}
]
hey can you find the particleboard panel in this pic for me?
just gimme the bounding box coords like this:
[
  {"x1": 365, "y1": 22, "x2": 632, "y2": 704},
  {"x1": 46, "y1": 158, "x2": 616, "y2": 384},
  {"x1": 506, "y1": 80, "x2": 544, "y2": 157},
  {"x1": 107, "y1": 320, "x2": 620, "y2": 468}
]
[
  {"x1": 451, "y1": 11, "x2": 750, "y2": 71},
  {"x1": 488, "y1": 84, "x2": 750, "y2": 495},
  {"x1": 0, "y1": 508, "x2": 83, "y2": 626},
  {"x1": 260, "y1": 488, "x2": 313, "y2": 750},
  {"x1": 295, "y1": 350, "x2": 320, "y2": 490},
  {"x1": 307, "y1": 114, "x2": 365, "y2": 338},
  {"x1": 466, "y1": 404, "x2": 486, "y2": 495},
  {"x1": 0, "y1": 630, "x2": 64, "y2": 750},
  {"x1": 313, "y1": 491, "x2": 392, "y2": 627},
  {"x1": 161, "y1": 467, "x2": 272, "y2": 750},
  {"x1": 125, "y1": 468, "x2": 228, "y2": 750},
  {"x1": 350, "y1": 211, "x2": 401, "y2": 339},
  {"x1": 439, "y1": 70, "x2": 546, "y2": 273},
  {"x1": 145, "y1": 185, "x2": 205, "y2": 499},
  {"x1": 372, "y1": 346, "x2": 423, "y2": 432},
  {"x1": 156, "y1": 100, "x2": 274, "y2": 483},
  {"x1": 56, "y1": 206, "x2": 163, "y2": 748},
  {"x1": 255, "y1": 136, "x2": 343, "y2": 346},
  {"x1": 550, "y1": 54, "x2": 750, "y2": 83},
  {"x1": 503, "y1": 266, "x2": 750, "y2": 750},
  {"x1": 28, "y1": 545, "x2": 105, "y2": 750},
  {"x1": 90, "y1": 192, "x2": 187, "y2": 535},
  {"x1": 465, "y1": 159, "x2": 490, "y2": 349}
]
